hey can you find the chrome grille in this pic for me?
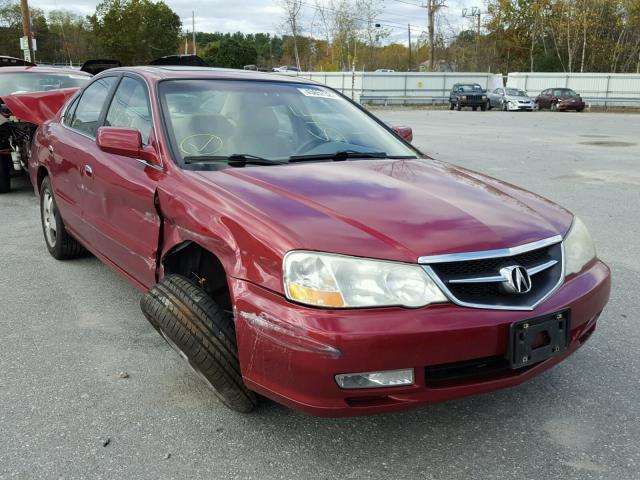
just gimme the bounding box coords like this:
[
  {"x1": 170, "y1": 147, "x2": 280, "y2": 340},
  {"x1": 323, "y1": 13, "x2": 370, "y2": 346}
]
[{"x1": 420, "y1": 236, "x2": 564, "y2": 311}]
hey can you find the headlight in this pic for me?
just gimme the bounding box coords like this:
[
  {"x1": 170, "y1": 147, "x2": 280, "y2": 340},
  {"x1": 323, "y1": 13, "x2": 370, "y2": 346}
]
[
  {"x1": 283, "y1": 251, "x2": 448, "y2": 308},
  {"x1": 461, "y1": 95, "x2": 467, "y2": 100},
  {"x1": 482, "y1": 95, "x2": 487, "y2": 100},
  {"x1": 564, "y1": 217, "x2": 596, "y2": 275}
]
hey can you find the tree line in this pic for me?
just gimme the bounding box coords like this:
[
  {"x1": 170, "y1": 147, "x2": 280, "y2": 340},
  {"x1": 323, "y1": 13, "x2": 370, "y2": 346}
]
[{"x1": 1, "y1": 0, "x2": 639, "y2": 73}]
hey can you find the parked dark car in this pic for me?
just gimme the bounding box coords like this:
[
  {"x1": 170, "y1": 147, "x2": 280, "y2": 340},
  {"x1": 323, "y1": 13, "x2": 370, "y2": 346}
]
[
  {"x1": 449, "y1": 83, "x2": 487, "y2": 111},
  {"x1": 8, "y1": 67, "x2": 610, "y2": 417},
  {"x1": 535, "y1": 88, "x2": 586, "y2": 112},
  {"x1": 0, "y1": 66, "x2": 91, "y2": 193}
]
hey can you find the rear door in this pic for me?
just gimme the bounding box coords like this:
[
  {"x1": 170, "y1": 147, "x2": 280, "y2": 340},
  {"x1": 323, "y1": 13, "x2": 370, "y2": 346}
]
[
  {"x1": 47, "y1": 76, "x2": 118, "y2": 242},
  {"x1": 80, "y1": 74, "x2": 162, "y2": 288}
]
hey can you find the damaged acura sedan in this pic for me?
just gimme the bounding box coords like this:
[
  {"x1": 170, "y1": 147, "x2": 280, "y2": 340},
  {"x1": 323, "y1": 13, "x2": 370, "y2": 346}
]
[{"x1": 19, "y1": 66, "x2": 610, "y2": 416}]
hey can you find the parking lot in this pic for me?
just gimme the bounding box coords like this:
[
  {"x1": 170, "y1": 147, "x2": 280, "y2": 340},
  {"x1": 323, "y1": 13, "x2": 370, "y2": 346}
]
[{"x1": 0, "y1": 110, "x2": 638, "y2": 480}]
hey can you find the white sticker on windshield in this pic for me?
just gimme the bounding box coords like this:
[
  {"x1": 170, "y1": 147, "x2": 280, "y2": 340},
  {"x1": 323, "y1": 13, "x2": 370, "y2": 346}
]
[{"x1": 297, "y1": 87, "x2": 338, "y2": 99}]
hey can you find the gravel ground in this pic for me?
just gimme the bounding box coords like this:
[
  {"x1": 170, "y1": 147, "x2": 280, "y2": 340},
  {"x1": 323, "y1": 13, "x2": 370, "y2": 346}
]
[{"x1": 0, "y1": 110, "x2": 638, "y2": 480}]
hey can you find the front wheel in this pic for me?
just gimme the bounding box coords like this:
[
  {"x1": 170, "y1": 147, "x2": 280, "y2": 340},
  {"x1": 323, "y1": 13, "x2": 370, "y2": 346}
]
[
  {"x1": 0, "y1": 155, "x2": 11, "y2": 194},
  {"x1": 502, "y1": 101, "x2": 508, "y2": 111},
  {"x1": 486, "y1": 100, "x2": 492, "y2": 111},
  {"x1": 551, "y1": 102, "x2": 558, "y2": 111},
  {"x1": 39, "y1": 176, "x2": 86, "y2": 259},
  {"x1": 456, "y1": 102, "x2": 461, "y2": 111},
  {"x1": 141, "y1": 275, "x2": 259, "y2": 413}
]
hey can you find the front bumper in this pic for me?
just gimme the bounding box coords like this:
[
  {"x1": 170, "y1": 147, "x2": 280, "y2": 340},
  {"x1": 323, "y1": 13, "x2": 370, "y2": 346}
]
[
  {"x1": 507, "y1": 102, "x2": 535, "y2": 111},
  {"x1": 231, "y1": 260, "x2": 610, "y2": 417},
  {"x1": 558, "y1": 101, "x2": 585, "y2": 110}
]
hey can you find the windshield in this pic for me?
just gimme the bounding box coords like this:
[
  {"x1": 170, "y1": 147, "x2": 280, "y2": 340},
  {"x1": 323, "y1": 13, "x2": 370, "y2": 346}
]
[
  {"x1": 553, "y1": 89, "x2": 578, "y2": 97},
  {"x1": 505, "y1": 88, "x2": 527, "y2": 96},
  {"x1": 158, "y1": 79, "x2": 418, "y2": 167},
  {"x1": 458, "y1": 84, "x2": 483, "y2": 92},
  {"x1": 0, "y1": 72, "x2": 90, "y2": 96}
]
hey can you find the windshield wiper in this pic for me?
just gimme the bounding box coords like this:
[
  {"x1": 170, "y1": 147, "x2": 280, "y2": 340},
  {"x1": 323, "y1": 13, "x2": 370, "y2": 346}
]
[
  {"x1": 183, "y1": 154, "x2": 287, "y2": 166},
  {"x1": 289, "y1": 150, "x2": 389, "y2": 162}
]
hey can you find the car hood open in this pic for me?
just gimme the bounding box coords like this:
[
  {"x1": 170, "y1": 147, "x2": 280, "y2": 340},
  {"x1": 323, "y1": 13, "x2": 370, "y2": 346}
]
[
  {"x1": 195, "y1": 159, "x2": 573, "y2": 263},
  {"x1": 1, "y1": 87, "x2": 79, "y2": 125}
]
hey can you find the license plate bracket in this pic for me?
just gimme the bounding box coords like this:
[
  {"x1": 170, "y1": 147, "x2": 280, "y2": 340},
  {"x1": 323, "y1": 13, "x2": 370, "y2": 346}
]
[{"x1": 508, "y1": 310, "x2": 570, "y2": 369}]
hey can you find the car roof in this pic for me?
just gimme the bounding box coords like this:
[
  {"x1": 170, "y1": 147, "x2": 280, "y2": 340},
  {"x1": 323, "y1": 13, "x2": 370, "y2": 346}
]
[
  {"x1": 96, "y1": 66, "x2": 321, "y2": 85},
  {"x1": 0, "y1": 66, "x2": 91, "y2": 76}
]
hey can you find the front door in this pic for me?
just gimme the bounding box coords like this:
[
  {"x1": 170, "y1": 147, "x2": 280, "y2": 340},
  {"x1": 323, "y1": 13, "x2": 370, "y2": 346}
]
[{"x1": 80, "y1": 75, "x2": 162, "y2": 289}]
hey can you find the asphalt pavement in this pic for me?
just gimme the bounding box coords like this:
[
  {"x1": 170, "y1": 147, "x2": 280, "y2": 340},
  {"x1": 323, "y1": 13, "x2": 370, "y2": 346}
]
[{"x1": 0, "y1": 110, "x2": 638, "y2": 479}]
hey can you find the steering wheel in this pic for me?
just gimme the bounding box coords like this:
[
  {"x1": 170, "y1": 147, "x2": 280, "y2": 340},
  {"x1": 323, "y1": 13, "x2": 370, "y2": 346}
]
[
  {"x1": 179, "y1": 134, "x2": 223, "y2": 156},
  {"x1": 293, "y1": 122, "x2": 347, "y2": 155}
]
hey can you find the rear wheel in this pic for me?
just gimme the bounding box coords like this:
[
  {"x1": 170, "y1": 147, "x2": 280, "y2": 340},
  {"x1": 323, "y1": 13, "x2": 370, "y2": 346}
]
[
  {"x1": 140, "y1": 274, "x2": 258, "y2": 413},
  {"x1": 39, "y1": 176, "x2": 86, "y2": 259},
  {"x1": 0, "y1": 155, "x2": 11, "y2": 194},
  {"x1": 449, "y1": 102, "x2": 454, "y2": 110},
  {"x1": 577, "y1": 107, "x2": 584, "y2": 112},
  {"x1": 551, "y1": 102, "x2": 558, "y2": 112}
]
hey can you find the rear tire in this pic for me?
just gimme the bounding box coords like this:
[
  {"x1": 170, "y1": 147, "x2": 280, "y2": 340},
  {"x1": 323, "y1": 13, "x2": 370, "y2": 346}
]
[
  {"x1": 39, "y1": 176, "x2": 86, "y2": 260},
  {"x1": 0, "y1": 155, "x2": 11, "y2": 194},
  {"x1": 140, "y1": 274, "x2": 258, "y2": 413},
  {"x1": 449, "y1": 102, "x2": 454, "y2": 110}
]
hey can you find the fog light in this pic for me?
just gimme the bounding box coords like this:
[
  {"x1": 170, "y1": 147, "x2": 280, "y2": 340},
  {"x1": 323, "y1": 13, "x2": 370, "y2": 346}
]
[{"x1": 335, "y1": 369, "x2": 414, "y2": 389}]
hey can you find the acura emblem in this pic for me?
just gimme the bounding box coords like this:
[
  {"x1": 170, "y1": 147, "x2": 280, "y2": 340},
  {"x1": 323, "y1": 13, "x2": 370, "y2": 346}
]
[{"x1": 499, "y1": 265, "x2": 532, "y2": 294}]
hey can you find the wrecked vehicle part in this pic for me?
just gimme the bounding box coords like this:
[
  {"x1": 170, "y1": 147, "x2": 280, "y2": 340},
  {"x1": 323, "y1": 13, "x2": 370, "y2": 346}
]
[{"x1": 0, "y1": 68, "x2": 90, "y2": 192}]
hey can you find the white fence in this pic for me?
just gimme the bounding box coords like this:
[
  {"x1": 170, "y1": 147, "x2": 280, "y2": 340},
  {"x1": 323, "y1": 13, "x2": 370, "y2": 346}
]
[
  {"x1": 293, "y1": 71, "x2": 503, "y2": 104},
  {"x1": 292, "y1": 71, "x2": 640, "y2": 106},
  {"x1": 507, "y1": 72, "x2": 640, "y2": 106}
]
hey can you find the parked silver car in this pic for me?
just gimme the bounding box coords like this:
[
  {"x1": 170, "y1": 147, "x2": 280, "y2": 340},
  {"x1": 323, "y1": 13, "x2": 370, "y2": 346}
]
[{"x1": 487, "y1": 87, "x2": 536, "y2": 111}]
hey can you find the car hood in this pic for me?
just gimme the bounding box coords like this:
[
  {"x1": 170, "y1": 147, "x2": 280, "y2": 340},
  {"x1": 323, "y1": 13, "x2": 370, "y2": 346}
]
[
  {"x1": 1, "y1": 88, "x2": 78, "y2": 124},
  {"x1": 558, "y1": 95, "x2": 581, "y2": 101},
  {"x1": 194, "y1": 159, "x2": 573, "y2": 263},
  {"x1": 505, "y1": 95, "x2": 533, "y2": 101}
]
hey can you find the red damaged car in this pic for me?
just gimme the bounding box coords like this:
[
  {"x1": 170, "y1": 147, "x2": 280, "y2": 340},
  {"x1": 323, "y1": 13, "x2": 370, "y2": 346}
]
[{"x1": 14, "y1": 67, "x2": 609, "y2": 416}]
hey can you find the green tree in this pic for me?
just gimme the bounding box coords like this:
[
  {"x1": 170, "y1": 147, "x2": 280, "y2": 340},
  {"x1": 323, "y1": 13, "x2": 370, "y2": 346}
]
[
  {"x1": 89, "y1": 0, "x2": 181, "y2": 66},
  {"x1": 202, "y1": 36, "x2": 258, "y2": 68}
]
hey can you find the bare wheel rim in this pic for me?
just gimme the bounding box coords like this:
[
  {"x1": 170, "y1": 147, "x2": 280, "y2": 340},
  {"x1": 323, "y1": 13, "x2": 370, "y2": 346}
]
[{"x1": 42, "y1": 189, "x2": 57, "y2": 248}]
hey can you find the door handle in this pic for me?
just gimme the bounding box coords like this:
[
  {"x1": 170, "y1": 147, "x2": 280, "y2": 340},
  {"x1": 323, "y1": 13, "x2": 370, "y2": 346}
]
[{"x1": 83, "y1": 164, "x2": 93, "y2": 177}]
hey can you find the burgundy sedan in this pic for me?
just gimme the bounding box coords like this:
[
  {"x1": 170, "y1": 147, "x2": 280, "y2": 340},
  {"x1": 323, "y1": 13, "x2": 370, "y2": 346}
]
[
  {"x1": 16, "y1": 67, "x2": 609, "y2": 416},
  {"x1": 535, "y1": 88, "x2": 586, "y2": 111}
]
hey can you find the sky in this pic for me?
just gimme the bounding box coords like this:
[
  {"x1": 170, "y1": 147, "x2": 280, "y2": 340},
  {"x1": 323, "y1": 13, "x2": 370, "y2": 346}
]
[{"x1": 32, "y1": 0, "x2": 475, "y2": 44}]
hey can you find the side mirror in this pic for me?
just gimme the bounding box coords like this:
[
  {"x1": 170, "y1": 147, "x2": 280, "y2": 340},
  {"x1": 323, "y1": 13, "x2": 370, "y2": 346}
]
[
  {"x1": 391, "y1": 125, "x2": 413, "y2": 143},
  {"x1": 97, "y1": 127, "x2": 142, "y2": 158}
]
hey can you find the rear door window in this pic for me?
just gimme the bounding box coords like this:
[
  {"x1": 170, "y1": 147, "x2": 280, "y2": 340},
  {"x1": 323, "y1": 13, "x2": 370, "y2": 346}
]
[{"x1": 69, "y1": 77, "x2": 117, "y2": 137}]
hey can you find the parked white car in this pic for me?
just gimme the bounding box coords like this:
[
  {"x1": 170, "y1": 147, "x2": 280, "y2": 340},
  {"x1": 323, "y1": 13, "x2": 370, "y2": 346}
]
[{"x1": 487, "y1": 87, "x2": 536, "y2": 111}]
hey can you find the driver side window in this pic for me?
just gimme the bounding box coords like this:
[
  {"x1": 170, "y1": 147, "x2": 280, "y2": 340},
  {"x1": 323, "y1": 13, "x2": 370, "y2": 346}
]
[{"x1": 105, "y1": 77, "x2": 152, "y2": 144}]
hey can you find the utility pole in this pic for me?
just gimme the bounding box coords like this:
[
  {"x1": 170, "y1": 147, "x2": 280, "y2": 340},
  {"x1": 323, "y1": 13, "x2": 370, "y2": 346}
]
[
  {"x1": 184, "y1": 30, "x2": 189, "y2": 55},
  {"x1": 408, "y1": 24, "x2": 412, "y2": 71},
  {"x1": 19, "y1": 0, "x2": 34, "y2": 63},
  {"x1": 192, "y1": 11, "x2": 196, "y2": 56},
  {"x1": 422, "y1": 1, "x2": 445, "y2": 72},
  {"x1": 462, "y1": 7, "x2": 484, "y2": 70}
]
